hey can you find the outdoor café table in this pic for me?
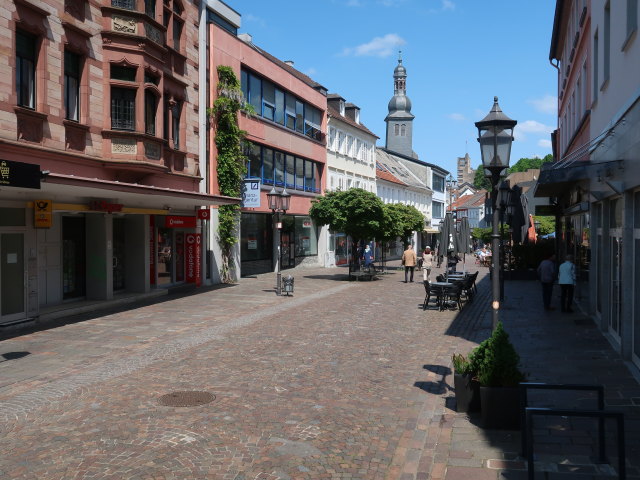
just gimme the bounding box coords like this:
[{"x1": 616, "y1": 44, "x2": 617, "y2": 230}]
[{"x1": 430, "y1": 282, "x2": 453, "y2": 310}]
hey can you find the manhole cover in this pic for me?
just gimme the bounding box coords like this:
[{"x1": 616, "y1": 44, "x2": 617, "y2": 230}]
[{"x1": 158, "y1": 391, "x2": 215, "y2": 407}]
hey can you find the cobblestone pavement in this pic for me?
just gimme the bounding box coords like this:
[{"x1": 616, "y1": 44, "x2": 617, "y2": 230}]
[{"x1": 0, "y1": 262, "x2": 639, "y2": 479}]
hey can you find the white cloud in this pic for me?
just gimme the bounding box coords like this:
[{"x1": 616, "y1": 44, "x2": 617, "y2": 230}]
[
  {"x1": 538, "y1": 139, "x2": 553, "y2": 149},
  {"x1": 448, "y1": 113, "x2": 466, "y2": 121},
  {"x1": 340, "y1": 33, "x2": 406, "y2": 57},
  {"x1": 528, "y1": 94, "x2": 557, "y2": 115},
  {"x1": 442, "y1": 0, "x2": 455, "y2": 10},
  {"x1": 514, "y1": 120, "x2": 554, "y2": 141}
]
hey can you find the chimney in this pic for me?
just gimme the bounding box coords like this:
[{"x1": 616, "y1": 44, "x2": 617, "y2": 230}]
[
  {"x1": 284, "y1": 60, "x2": 294, "y2": 67},
  {"x1": 238, "y1": 33, "x2": 252, "y2": 43}
]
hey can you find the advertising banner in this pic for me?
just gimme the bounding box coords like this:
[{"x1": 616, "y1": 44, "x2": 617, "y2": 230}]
[
  {"x1": 242, "y1": 179, "x2": 261, "y2": 207},
  {"x1": 165, "y1": 215, "x2": 197, "y2": 228},
  {"x1": 185, "y1": 233, "x2": 201, "y2": 286}
]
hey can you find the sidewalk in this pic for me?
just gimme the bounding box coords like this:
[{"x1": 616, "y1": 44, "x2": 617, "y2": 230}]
[{"x1": 0, "y1": 260, "x2": 638, "y2": 479}]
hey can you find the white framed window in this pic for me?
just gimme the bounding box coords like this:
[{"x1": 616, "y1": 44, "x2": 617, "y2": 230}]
[{"x1": 328, "y1": 127, "x2": 336, "y2": 151}]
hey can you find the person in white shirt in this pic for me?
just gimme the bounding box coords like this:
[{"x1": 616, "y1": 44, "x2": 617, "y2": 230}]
[{"x1": 558, "y1": 254, "x2": 576, "y2": 313}]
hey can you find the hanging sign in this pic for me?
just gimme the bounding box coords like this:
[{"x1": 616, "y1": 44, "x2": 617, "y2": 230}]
[
  {"x1": 197, "y1": 209, "x2": 210, "y2": 220},
  {"x1": 164, "y1": 215, "x2": 197, "y2": 228},
  {"x1": 185, "y1": 233, "x2": 201, "y2": 286},
  {"x1": 242, "y1": 179, "x2": 261, "y2": 208},
  {"x1": 0, "y1": 159, "x2": 41, "y2": 189},
  {"x1": 34, "y1": 199, "x2": 53, "y2": 228}
]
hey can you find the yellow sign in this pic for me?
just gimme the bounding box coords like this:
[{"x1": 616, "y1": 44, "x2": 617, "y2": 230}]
[{"x1": 34, "y1": 199, "x2": 52, "y2": 228}]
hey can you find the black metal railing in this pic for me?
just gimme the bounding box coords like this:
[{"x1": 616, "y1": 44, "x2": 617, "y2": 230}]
[{"x1": 525, "y1": 408, "x2": 625, "y2": 480}]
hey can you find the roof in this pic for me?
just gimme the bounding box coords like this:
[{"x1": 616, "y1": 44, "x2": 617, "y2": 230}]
[
  {"x1": 549, "y1": 0, "x2": 567, "y2": 61},
  {"x1": 376, "y1": 163, "x2": 406, "y2": 186},
  {"x1": 378, "y1": 147, "x2": 449, "y2": 175},
  {"x1": 452, "y1": 190, "x2": 487, "y2": 210},
  {"x1": 376, "y1": 149, "x2": 431, "y2": 191},
  {"x1": 327, "y1": 103, "x2": 379, "y2": 139},
  {"x1": 506, "y1": 169, "x2": 540, "y2": 186}
]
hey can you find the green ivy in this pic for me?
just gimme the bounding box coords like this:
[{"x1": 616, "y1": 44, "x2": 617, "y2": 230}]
[{"x1": 207, "y1": 66, "x2": 253, "y2": 283}]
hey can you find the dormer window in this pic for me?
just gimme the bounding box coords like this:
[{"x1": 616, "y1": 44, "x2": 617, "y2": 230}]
[{"x1": 339, "y1": 100, "x2": 345, "y2": 116}]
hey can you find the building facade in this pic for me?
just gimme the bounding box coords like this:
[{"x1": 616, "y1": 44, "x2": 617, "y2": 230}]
[
  {"x1": 207, "y1": 21, "x2": 327, "y2": 277},
  {"x1": 0, "y1": 0, "x2": 237, "y2": 325},
  {"x1": 321, "y1": 94, "x2": 378, "y2": 267},
  {"x1": 537, "y1": 0, "x2": 640, "y2": 372}
]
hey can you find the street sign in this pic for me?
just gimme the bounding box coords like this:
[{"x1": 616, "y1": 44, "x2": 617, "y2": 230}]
[
  {"x1": 242, "y1": 179, "x2": 261, "y2": 207},
  {"x1": 0, "y1": 159, "x2": 41, "y2": 189}
]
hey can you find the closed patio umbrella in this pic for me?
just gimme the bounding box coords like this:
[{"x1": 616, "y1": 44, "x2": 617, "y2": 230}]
[
  {"x1": 455, "y1": 217, "x2": 473, "y2": 271},
  {"x1": 438, "y1": 213, "x2": 455, "y2": 280}
]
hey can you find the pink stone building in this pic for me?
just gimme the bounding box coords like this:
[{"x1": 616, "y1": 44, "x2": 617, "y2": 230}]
[{"x1": 0, "y1": 0, "x2": 237, "y2": 325}]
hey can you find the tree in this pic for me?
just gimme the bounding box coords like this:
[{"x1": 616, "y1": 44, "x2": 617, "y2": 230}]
[
  {"x1": 473, "y1": 165, "x2": 492, "y2": 191},
  {"x1": 508, "y1": 154, "x2": 553, "y2": 173},
  {"x1": 309, "y1": 188, "x2": 385, "y2": 247},
  {"x1": 382, "y1": 203, "x2": 425, "y2": 245},
  {"x1": 533, "y1": 215, "x2": 555, "y2": 235}
]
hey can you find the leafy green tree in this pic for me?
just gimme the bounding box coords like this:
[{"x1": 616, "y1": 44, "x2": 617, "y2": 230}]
[
  {"x1": 309, "y1": 188, "x2": 385, "y2": 247},
  {"x1": 382, "y1": 203, "x2": 424, "y2": 245},
  {"x1": 508, "y1": 154, "x2": 553, "y2": 173},
  {"x1": 533, "y1": 215, "x2": 555, "y2": 235},
  {"x1": 473, "y1": 165, "x2": 492, "y2": 191}
]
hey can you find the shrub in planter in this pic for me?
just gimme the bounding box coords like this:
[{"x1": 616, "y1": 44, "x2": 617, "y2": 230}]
[
  {"x1": 468, "y1": 322, "x2": 525, "y2": 429},
  {"x1": 451, "y1": 353, "x2": 480, "y2": 413}
]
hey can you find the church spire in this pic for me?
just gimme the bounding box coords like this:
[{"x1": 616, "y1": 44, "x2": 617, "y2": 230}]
[{"x1": 385, "y1": 52, "x2": 416, "y2": 158}]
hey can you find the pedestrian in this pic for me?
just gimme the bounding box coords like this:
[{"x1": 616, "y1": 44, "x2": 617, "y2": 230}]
[
  {"x1": 401, "y1": 244, "x2": 417, "y2": 283},
  {"x1": 558, "y1": 254, "x2": 576, "y2": 313},
  {"x1": 447, "y1": 253, "x2": 460, "y2": 273},
  {"x1": 422, "y1": 246, "x2": 434, "y2": 282},
  {"x1": 537, "y1": 252, "x2": 557, "y2": 311},
  {"x1": 362, "y1": 244, "x2": 374, "y2": 268}
]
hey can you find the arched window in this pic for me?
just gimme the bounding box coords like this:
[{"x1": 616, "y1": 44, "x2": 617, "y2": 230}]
[
  {"x1": 400, "y1": 124, "x2": 406, "y2": 136},
  {"x1": 394, "y1": 124, "x2": 399, "y2": 136}
]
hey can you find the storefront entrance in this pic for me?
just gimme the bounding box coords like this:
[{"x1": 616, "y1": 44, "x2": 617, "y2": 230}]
[{"x1": 0, "y1": 232, "x2": 25, "y2": 323}]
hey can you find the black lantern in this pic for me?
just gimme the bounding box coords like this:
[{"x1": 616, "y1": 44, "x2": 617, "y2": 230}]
[
  {"x1": 267, "y1": 186, "x2": 281, "y2": 211},
  {"x1": 475, "y1": 97, "x2": 517, "y2": 330},
  {"x1": 268, "y1": 187, "x2": 291, "y2": 296}
]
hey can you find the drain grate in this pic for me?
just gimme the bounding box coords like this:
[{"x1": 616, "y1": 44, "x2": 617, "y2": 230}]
[{"x1": 158, "y1": 391, "x2": 215, "y2": 407}]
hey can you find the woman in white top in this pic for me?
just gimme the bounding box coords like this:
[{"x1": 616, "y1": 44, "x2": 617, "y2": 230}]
[{"x1": 422, "y1": 246, "x2": 434, "y2": 281}]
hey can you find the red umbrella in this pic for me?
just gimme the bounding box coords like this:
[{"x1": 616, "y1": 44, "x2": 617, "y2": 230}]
[{"x1": 527, "y1": 214, "x2": 537, "y2": 244}]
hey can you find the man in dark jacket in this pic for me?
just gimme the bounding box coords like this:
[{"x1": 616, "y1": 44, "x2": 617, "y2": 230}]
[{"x1": 537, "y1": 253, "x2": 557, "y2": 311}]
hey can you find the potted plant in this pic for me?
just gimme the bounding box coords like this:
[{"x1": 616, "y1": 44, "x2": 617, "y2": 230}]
[
  {"x1": 451, "y1": 353, "x2": 481, "y2": 413},
  {"x1": 468, "y1": 321, "x2": 525, "y2": 429}
]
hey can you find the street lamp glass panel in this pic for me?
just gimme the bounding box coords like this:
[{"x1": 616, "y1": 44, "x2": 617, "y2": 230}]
[
  {"x1": 267, "y1": 187, "x2": 280, "y2": 211},
  {"x1": 280, "y1": 187, "x2": 291, "y2": 212},
  {"x1": 478, "y1": 130, "x2": 513, "y2": 169}
]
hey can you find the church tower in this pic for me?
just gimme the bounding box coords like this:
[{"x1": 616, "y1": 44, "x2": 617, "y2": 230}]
[{"x1": 385, "y1": 52, "x2": 416, "y2": 158}]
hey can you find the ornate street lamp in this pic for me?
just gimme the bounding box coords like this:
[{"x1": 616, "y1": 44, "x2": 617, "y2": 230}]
[
  {"x1": 267, "y1": 186, "x2": 291, "y2": 295},
  {"x1": 446, "y1": 174, "x2": 457, "y2": 214},
  {"x1": 475, "y1": 97, "x2": 517, "y2": 329}
]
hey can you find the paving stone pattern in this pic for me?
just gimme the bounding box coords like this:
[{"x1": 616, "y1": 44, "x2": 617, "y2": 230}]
[{"x1": 0, "y1": 262, "x2": 639, "y2": 480}]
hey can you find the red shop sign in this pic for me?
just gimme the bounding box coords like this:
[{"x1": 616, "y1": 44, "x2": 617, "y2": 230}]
[
  {"x1": 197, "y1": 209, "x2": 210, "y2": 220},
  {"x1": 164, "y1": 215, "x2": 197, "y2": 228},
  {"x1": 185, "y1": 233, "x2": 201, "y2": 286}
]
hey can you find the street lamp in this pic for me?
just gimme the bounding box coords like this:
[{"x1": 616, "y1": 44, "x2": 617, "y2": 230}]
[
  {"x1": 446, "y1": 174, "x2": 457, "y2": 214},
  {"x1": 475, "y1": 96, "x2": 517, "y2": 329},
  {"x1": 498, "y1": 181, "x2": 512, "y2": 302},
  {"x1": 267, "y1": 186, "x2": 291, "y2": 295}
]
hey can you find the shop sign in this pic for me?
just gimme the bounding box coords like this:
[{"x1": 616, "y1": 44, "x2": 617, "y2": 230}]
[
  {"x1": 89, "y1": 200, "x2": 123, "y2": 213},
  {"x1": 197, "y1": 209, "x2": 210, "y2": 220},
  {"x1": 164, "y1": 215, "x2": 197, "y2": 228},
  {"x1": 34, "y1": 199, "x2": 52, "y2": 228},
  {"x1": 242, "y1": 179, "x2": 261, "y2": 208},
  {"x1": 185, "y1": 233, "x2": 201, "y2": 286},
  {"x1": 248, "y1": 235, "x2": 257, "y2": 249},
  {"x1": 302, "y1": 218, "x2": 312, "y2": 228},
  {"x1": 0, "y1": 159, "x2": 41, "y2": 189}
]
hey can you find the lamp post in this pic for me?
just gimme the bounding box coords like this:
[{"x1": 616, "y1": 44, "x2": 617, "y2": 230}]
[
  {"x1": 498, "y1": 181, "x2": 513, "y2": 302},
  {"x1": 267, "y1": 186, "x2": 291, "y2": 295},
  {"x1": 475, "y1": 96, "x2": 517, "y2": 330}
]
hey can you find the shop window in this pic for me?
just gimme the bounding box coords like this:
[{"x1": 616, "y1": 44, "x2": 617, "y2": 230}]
[
  {"x1": 295, "y1": 216, "x2": 318, "y2": 257},
  {"x1": 0, "y1": 208, "x2": 26, "y2": 227},
  {"x1": 64, "y1": 50, "x2": 81, "y2": 121},
  {"x1": 16, "y1": 30, "x2": 37, "y2": 109},
  {"x1": 241, "y1": 213, "x2": 272, "y2": 262}
]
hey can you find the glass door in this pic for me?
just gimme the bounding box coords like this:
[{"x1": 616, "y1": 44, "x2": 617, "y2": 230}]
[
  {"x1": 609, "y1": 231, "x2": 622, "y2": 341},
  {"x1": 62, "y1": 216, "x2": 86, "y2": 299},
  {"x1": 1, "y1": 233, "x2": 26, "y2": 323},
  {"x1": 113, "y1": 218, "x2": 125, "y2": 291}
]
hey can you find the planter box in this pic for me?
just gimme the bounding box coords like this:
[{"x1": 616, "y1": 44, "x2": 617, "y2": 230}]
[
  {"x1": 453, "y1": 373, "x2": 481, "y2": 413},
  {"x1": 480, "y1": 385, "x2": 521, "y2": 430}
]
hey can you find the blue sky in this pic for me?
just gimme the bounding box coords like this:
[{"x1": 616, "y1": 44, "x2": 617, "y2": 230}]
[{"x1": 235, "y1": 0, "x2": 557, "y2": 176}]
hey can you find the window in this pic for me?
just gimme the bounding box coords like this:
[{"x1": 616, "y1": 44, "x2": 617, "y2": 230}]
[
  {"x1": 285, "y1": 154, "x2": 295, "y2": 187},
  {"x1": 400, "y1": 124, "x2": 406, "y2": 136},
  {"x1": 338, "y1": 132, "x2": 345, "y2": 154},
  {"x1": 346, "y1": 136, "x2": 353, "y2": 157},
  {"x1": 262, "y1": 81, "x2": 275, "y2": 120},
  {"x1": 16, "y1": 30, "x2": 36, "y2": 109},
  {"x1": 64, "y1": 50, "x2": 80, "y2": 121},
  {"x1": 295, "y1": 157, "x2": 304, "y2": 189},
  {"x1": 295, "y1": 100, "x2": 304, "y2": 134},
  {"x1": 112, "y1": 0, "x2": 135, "y2": 9},
  {"x1": 144, "y1": 72, "x2": 159, "y2": 85},
  {"x1": 285, "y1": 95, "x2": 296, "y2": 129},
  {"x1": 172, "y1": 18, "x2": 182, "y2": 51},
  {"x1": 394, "y1": 124, "x2": 399, "y2": 136},
  {"x1": 163, "y1": 99, "x2": 170, "y2": 140},
  {"x1": 145, "y1": 90, "x2": 156, "y2": 135},
  {"x1": 111, "y1": 65, "x2": 136, "y2": 82},
  {"x1": 603, "y1": 2, "x2": 610, "y2": 85},
  {"x1": 275, "y1": 88, "x2": 285, "y2": 125},
  {"x1": 263, "y1": 148, "x2": 274, "y2": 184},
  {"x1": 111, "y1": 87, "x2": 135, "y2": 130},
  {"x1": 274, "y1": 151, "x2": 284, "y2": 185},
  {"x1": 244, "y1": 144, "x2": 319, "y2": 193},
  {"x1": 171, "y1": 101, "x2": 181, "y2": 149},
  {"x1": 145, "y1": 0, "x2": 156, "y2": 18},
  {"x1": 433, "y1": 174, "x2": 445, "y2": 192},
  {"x1": 249, "y1": 73, "x2": 261, "y2": 113},
  {"x1": 248, "y1": 144, "x2": 261, "y2": 178},
  {"x1": 328, "y1": 127, "x2": 336, "y2": 151}
]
